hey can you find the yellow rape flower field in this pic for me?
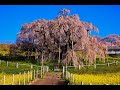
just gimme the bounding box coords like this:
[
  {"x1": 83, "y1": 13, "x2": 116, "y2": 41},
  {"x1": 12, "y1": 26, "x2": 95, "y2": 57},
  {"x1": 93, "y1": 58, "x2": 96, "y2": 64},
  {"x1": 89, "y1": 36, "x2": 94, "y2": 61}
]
[
  {"x1": 0, "y1": 71, "x2": 32, "y2": 85},
  {"x1": 68, "y1": 72, "x2": 120, "y2": 85}
]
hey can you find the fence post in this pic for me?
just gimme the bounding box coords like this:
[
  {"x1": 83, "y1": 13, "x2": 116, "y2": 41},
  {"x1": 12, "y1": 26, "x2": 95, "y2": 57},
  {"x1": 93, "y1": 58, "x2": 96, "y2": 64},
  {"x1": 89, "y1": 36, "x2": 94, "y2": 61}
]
[
  {"x1": 41, "y1": 66, "x2": 42, "y2": 78},
  {"x1": 72, "y1": 75, "x2": 74, "y2": 83},
  {"x1": 12, "y1": 74, "x2": 14, "y2": 85},
  {"x1": 66, "y1": 65, "x2": 67, "y2": 79},
  {"x1": 63, "y1": 66, "x2": 64, "y2": 78},
  {"x1": 3, "y1": 75, "x2": 5, "y2": 85},
  {"x1": 43, "y1": 66, "x2": 44, "y2": 75},
  {"x1": 89, "y1": 83, "x2": 92, "y2": 85},
  {"x1": 19, "y1": 72, "x2": 21, "y2": 85},
  {"x1": 81, "y1": 81, "x2": 83, "y2": 85},
  {"x1": 0, "y1": 60, "x2": 1, "y2": 64},
  {"x1": 114, "y1": 60, "x2": 115, "y2": 63},
  {"x1": 69, "y1": 72, "x2": 70, "y2": 79},
  {"x1": 7, "y1": 61, "x2": 8, "y2": 66},
  {"x1": 24, "y1": 71, "x2": 26, "y2": 85},
  {"x1": 16, "y1": 63, "x2": 18, "y2": 68},
  {"x1": 94, "y1": 64, "x2": 96, "y2": 69},
  {"x1": 115, "y1": 61, "x2": 118, "y2": 65},
  {"x1": 81, "y1": 62, "x2": 83, "y2": 67},
  {"x1": 107, "y1": 63, "x2": 109, "y2": 67},
  {"x1": 28, "y1": 71, "x2": 29, "y2": 83},
  {"x1": 31, "y1": 70, "x2": 32, "y2": 80},
  {"x1": 46, "y1": 66, "x2": 48, "y2": 72},
  {"x1": 78, "y1": 64, "x2": 81, "y2": 70},
  {"x1": 36, "y1": 70, "x2": 38, "y2": 79},
  {"x1": 34, "y1": 70, "x2": 35, "y2": 79},
  {"x1": 31, "y1": 65, "x2": 33, "y2": 69}
]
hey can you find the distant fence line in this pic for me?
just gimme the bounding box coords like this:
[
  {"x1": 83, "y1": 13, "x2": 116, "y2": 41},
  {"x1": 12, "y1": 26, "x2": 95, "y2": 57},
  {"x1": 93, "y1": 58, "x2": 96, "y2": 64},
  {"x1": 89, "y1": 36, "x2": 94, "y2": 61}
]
[
  {"x1": 0, "y1": 60, "x2": 49, "y2": 72},
  {"x1": 66, "y1": 60, "x2": 119, "y2": 69}
]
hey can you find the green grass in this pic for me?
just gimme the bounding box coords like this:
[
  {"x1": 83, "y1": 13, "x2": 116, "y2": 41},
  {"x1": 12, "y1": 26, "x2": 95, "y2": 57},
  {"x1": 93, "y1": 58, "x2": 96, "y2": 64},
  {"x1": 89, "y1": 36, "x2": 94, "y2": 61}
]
[
  {"x1": 0, "y1": 60, "x2": 40, "y2": 74},
  {"x1": 0, "y1": 60, "x2": 43, "y2": 85},
  {"x1": 67, "y1": 60, "x2": 120, "y2": 74}
]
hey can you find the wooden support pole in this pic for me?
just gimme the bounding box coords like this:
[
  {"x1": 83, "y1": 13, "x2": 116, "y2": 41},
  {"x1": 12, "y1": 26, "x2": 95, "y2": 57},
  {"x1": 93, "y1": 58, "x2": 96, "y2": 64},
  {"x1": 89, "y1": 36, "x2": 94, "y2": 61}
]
[
  {"x1": 16, "y1": 63, "x2": 18, "y2": 68},
  {"x1": 115, "y1": 61, "x2": 118, "y2": 65},
  {"x1": 43, "y1": 66, "x2": 45, "y2": 74},
  {"x1": 31, "y1": 70, "x2": 32, "y2": 80},
  {"x1": 72, "y1": 75, "x2": 74, "y2": 83},
  {"x1": 0, "y1": 60, "x2": 1, "y2": 64},
  {"x1": 81, "y1": 62, "x2": 83, "y2": 67},
  {"x1": 81, "y1": 81, "x2": 83, "y2": 85},
  {"x1": 94, "y1": 64, "x2": 96, "y2": 69},
  {"x1": 34, "y1": 70, "x2": 35, "y2": 79},
  {"x1": 41, "y1": 66, "x2": 42, "y2": 78},
  {"x1": 7, "y1": 61, "x2": 8, "y2": 66},
  {"x1": 36, "y1": 70, "x2": 38, "y2": 79},
  {"x1": 107, "y1": 63, "x2": 109, "y2": 67},
  {"x1": 63, "y1": 66, "x2": 64, "y2": 78},
  {"x1": 78, "y1": 64, "x2": 80, "y2": 70},
  {"x1": 90, "y1": 83, "x2": 92, "y2": 85},
  {"x1": 3, "y1": 75, "x2": 5, "y2": 85},
  {"x1": 66, "y1": 65, "x2": 67, "y2": 78},
  {"x1": 18, "y1": 72, "x2": 21, "y2": 85},
  {"x1": 12, "y1": 74, "x2": 14, "y2": 85},
  {"x1": 28, "y1": 71, "x2": 29, "y2": 82},
  {"x1": 24, "y1": 71, "x2": 26, "y2": 85},
  {"x1": 31, "y1": 65, "x2": 33, "y2": 69},
  {"x1": 47, "y1": 66, "x2": 49, "y2": 72}
]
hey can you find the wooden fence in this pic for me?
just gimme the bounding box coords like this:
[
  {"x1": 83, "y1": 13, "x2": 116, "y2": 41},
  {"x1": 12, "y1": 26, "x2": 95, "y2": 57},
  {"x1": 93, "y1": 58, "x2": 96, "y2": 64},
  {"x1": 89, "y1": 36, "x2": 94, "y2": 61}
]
[
  {"x1": 63, "y1": 60, "x2": 120, "y2": 85},
  {"x1": 0, "y1": 60, "x2": 49, "y2": 85}
]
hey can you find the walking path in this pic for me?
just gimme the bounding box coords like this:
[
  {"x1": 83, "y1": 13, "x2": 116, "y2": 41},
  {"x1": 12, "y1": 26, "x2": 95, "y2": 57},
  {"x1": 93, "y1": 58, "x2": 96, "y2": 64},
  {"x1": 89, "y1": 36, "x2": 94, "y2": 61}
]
[{"x1": 31, "y1": 72, "x2": 68, "y2": 85}]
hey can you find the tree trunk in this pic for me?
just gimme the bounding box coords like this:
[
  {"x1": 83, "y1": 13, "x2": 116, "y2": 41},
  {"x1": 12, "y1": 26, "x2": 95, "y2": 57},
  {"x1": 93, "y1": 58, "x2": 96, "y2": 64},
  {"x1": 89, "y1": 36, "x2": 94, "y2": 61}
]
[
  {"x1": 72, "y1": 30, "x2": 74, "y2": 66},
  {"x1": 27, "y1": 49, "x2": 30, "y2": 60},
  {"x1": 58, "y1": 35, "x2": 61, "y2": 66},
  {"x1": 35, "y1": 48, "x2": 38, "y2": 61},
  {"x1": 41, "y1": 52, "x2": 44, "y2": 67}
]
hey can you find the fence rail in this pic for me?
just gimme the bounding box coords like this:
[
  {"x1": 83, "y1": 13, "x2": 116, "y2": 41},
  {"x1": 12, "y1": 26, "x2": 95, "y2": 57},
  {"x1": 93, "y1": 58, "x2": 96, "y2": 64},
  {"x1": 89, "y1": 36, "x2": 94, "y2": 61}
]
[{"x1": 66, "y1": 60, "x2": 119, "y2": 69}]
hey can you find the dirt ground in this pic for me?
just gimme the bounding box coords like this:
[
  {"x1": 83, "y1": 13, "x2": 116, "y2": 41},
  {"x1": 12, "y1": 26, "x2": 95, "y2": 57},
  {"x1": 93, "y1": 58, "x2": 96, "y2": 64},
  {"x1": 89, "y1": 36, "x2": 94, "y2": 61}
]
[{"x1": 31, "y1": 72, "x2": 68, "y2": 85}]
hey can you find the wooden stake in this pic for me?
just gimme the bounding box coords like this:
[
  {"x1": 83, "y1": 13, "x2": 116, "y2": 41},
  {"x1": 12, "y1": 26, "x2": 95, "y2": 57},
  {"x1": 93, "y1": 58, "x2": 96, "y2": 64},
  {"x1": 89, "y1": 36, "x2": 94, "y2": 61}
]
[
  {"x1": 94, "y1": 64, "x2": 96, "y2": 69},
  {"x1": 41, "y1": 67, "x2": 42, "y2": 78},
  {"x1": 34, "y1": 70, "x2": 35, "y2": 79},
  {"x1": 16, "y1": 63, "x2": 18, "y2": 68},
  {"x1": 31, "y1": 70, "x2": 32, "y2": 80},
  {"x1": 28, "y1": 71, "x2": 29, "y2": 82},
  {"x1": 31, "y1": 65, "x2": 33, "y2": 69},
  {"x1": 19, "y1": 72, "x2": 21, "y2": 85},
  {"x1": 36, "y1": 70, "x2": 38, "y2": 79},
  {"x1": 12, "y1": 74, "x2": 14, "y2": 85},
  {"x1": 63, "y1": 66, "x2": 64, "y2": 78},
  {"x1": 24, "y1": 71, "x2": 26, "y2": 85},
  {"x1": 0, "y1": 60, "x2": 1, "y2": 64},
  {"x1": 3, "y1": 75, "x2": 5, "y2": 85},
  {"x1": 7, "y1": 61, "x2": 8, "y2": 66}
]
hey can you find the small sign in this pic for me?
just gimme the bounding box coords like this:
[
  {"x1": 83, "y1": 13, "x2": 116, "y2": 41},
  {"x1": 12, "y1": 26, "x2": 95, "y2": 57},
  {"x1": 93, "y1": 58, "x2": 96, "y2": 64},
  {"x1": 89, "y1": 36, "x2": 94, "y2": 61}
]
[{"x1": 54, "y1": 63, "x2": 60, "y2": 71}]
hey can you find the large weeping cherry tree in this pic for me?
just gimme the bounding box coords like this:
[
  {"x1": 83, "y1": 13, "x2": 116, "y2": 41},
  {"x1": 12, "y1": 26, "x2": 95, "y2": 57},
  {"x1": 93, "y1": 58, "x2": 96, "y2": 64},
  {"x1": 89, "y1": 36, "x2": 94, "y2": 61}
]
[{"x1": 16, "y1": 8, "x2": 108, "y2": 67}]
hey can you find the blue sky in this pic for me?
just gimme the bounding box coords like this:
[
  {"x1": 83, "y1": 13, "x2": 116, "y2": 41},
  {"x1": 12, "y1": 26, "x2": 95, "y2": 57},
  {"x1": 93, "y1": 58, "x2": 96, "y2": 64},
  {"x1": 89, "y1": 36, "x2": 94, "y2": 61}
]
[{"x1": 0, "y1": 5, "x2": 120, "y2": 44}]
